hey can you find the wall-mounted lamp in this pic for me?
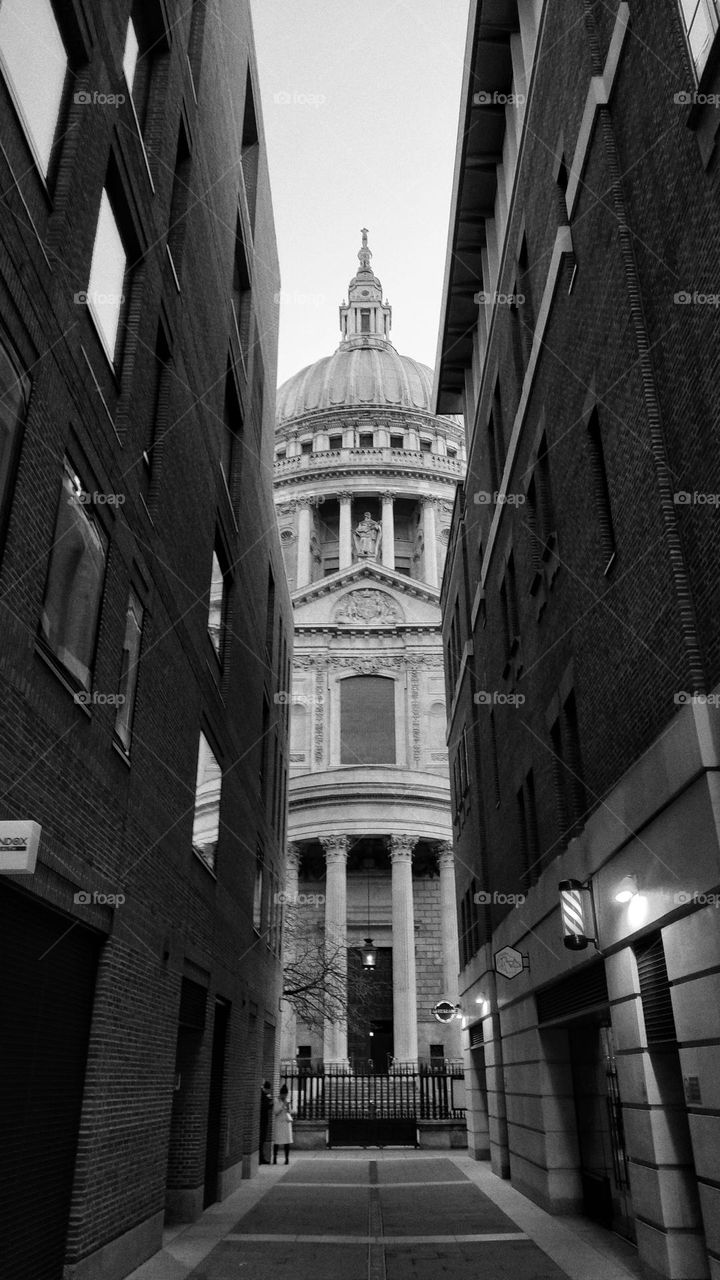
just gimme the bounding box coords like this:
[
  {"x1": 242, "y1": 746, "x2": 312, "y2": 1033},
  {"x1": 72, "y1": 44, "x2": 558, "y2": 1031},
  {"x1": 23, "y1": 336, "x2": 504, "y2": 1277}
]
[
  {"x1": 614, "y1": 874, "x2": 638, "y2": 904},
  {"x1": 558, "y1": 878, "x2": 598, "y2": 950},
  {"x1": 474, "y1": 993, "x2": 487, "y2": 1005}
]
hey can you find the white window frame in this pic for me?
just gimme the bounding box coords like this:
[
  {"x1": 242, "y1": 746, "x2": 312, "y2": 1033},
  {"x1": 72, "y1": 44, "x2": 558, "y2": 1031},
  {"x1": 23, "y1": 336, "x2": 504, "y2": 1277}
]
[
  {"x1": 86, "y1": 189, "x2": 128, "y2": 366},
  {"x1": 679, "y1": 0, "x2": 720, "y2": 77},
  {"x1": 0, "y1": 0, "x2": 68, "y2": 177}
]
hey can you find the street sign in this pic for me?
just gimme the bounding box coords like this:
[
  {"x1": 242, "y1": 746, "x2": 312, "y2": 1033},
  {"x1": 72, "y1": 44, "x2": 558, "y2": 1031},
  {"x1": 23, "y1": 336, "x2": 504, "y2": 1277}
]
[
  {"x1": 494, "y1": 945, "x2": 527, "y2": 980},
  {"x1": 432, "y1": 999, "x2": 459, "y2": 1023},
  {"x1": 0, "y1": 820, "x2": 41, "y2": 874}
]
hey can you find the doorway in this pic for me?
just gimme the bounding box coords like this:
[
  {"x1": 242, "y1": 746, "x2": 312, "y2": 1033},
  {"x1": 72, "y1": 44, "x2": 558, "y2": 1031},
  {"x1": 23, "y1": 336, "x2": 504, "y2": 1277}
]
[
  {"x1": 203, "y1": 998, "x2": 230, "y2": 1207},
  {"x1": 347, "y1": 946, "x2": 393, "y2": 1071},
  {"x1": 569, "y1": 1022, "x2": 633, "y2": 1239}
]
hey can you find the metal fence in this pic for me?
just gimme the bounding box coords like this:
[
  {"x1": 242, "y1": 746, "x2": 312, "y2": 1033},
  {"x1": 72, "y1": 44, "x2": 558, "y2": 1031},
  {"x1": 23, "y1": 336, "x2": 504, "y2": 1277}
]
[{"x1": 279, "y1": 1060, "x2": 466, "y2": 1123}]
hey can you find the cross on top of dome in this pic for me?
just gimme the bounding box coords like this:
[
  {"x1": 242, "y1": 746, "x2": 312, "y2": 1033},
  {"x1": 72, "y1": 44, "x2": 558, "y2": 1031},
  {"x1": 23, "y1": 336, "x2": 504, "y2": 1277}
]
[{"x1": 340, "y1": 228, "x2": 393, "y2": 349}]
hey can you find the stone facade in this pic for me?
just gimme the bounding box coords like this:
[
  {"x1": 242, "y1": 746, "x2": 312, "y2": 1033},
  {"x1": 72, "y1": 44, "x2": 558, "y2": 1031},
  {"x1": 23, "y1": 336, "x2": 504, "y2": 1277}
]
[{"x1": 275, "y1": 234, "x2": 464, "y2": 1068}]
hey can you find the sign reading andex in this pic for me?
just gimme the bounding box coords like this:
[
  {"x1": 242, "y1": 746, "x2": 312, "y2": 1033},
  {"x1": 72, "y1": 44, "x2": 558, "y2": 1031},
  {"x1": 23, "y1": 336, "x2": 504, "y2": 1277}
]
[{"x1": 0, "y1": 821, "x2": 41, "y2": 874}]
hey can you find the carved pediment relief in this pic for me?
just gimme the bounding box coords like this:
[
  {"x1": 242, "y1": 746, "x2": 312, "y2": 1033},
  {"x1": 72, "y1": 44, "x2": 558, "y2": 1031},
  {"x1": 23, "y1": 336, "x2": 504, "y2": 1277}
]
[{"x1": 332, "y1": 588, "x2": 404, "y2": 626}]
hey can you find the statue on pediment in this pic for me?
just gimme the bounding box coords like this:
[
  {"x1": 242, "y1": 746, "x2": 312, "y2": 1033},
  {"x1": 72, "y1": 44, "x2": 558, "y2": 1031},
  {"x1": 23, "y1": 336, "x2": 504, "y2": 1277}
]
[{"x1": 353, "y1": 511, "x2": 381, "y2": 560}]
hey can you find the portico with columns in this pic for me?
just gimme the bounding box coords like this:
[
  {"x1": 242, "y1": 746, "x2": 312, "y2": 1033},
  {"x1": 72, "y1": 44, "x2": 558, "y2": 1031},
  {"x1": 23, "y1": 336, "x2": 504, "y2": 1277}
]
[{"x1": 274, "y1": 232, "x2": 464, "y2": 1075}]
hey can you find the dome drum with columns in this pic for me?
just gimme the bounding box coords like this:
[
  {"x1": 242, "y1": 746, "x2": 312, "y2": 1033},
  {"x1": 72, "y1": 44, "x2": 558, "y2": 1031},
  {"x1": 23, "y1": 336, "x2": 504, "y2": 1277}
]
[{"x1": 275, "y1": 234, "x2": 464, "y2": 1072}]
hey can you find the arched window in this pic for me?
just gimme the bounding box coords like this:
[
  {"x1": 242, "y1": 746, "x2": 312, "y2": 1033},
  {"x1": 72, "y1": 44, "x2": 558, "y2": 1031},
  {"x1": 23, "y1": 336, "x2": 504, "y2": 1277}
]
[
  {"x1": 0, "y1": 337, "x2": 30, "y2": 550},
  {"x1": 340, "y1": 675, "x2": 395, "y2": 764}
]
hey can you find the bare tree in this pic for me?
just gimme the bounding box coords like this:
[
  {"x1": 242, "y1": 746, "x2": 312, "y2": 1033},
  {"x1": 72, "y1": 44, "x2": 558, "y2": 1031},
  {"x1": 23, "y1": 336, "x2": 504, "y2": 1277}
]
[{"x1": 281, "y1": 910, "x2": 390, "y2": 1036}]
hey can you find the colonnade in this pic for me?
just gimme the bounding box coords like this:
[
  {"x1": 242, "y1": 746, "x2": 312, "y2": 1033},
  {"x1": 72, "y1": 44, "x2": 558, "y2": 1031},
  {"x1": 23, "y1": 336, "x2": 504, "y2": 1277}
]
[
  {"x1": 295, "y1": 494, "x2": 440, "y2": 589},
  {"x1": 282, "y1": 835, "x2": 458, "y2": 1067}
]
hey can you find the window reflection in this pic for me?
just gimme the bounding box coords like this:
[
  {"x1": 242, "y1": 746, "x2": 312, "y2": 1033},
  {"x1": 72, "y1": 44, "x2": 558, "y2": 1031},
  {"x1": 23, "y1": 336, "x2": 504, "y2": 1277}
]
[
  {"x1": 40, "y1": 460, "x2": 108, "y2": 688},
  {"x1": 87, "y1": 191, "x2": 128, "y2": 362},
  {"x1": 192, "y1": 733, "x2": 221, "y2": 871},
  {"x1": 115, "y1": 590, "x2": 144, "y2": 751},
  {"x1": 0, "y1": 0, "x2": 67, "y2": 175}
]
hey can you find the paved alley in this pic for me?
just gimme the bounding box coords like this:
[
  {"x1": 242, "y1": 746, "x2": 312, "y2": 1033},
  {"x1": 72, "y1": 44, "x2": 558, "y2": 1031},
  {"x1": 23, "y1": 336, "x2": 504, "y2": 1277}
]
[{"x1": 127, "y1": 1152, "x2": 645, "y2": 1280}]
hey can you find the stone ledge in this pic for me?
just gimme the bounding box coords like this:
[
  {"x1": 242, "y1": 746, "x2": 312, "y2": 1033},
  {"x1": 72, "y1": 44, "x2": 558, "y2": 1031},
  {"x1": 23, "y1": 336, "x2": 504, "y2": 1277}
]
[{"x1": 417, "y1": 1120, "x2": 468, "y2": 1149}]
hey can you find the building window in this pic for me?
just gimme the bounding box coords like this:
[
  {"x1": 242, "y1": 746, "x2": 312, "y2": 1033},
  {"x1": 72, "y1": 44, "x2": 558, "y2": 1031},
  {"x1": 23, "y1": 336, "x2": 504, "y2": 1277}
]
[
  {"x1": 550, "y1": 690, "x2": 586, "y2": 847},
  {"x1": 340, "y1": 675, "x2": 396, "y2": 764},
  {"x1": 360, "y1": 309, "x2": 371, "y2": 333},
  {"x1": 390, "y1": 433, "x2": 404, "y2": 449},
  {"x1": 114, "y1": 589, "x2": 144, "y2": 752},
  {"x1": 221, "y1": 369, "x2": 243, "y2": 495},
  {"x1": 0, "y1": 0, "x2": 68, "y2": 176},
  {"x1": 253, "y1": 846, "x2": 264, "y2": 932},
  {"x1": 679, "y1": 0, "x2": 720, "y2": 76},
  {"x1": 167, "y1": 120, "x2": 192, "y2": 275},
  {"x1": 40, "y1": 459, "x2": 108, "y2": 689},
  {"x1": 489, "y1": 709, "x2": 500, "y2": 807},
  {"x1": 419, "y1": 437, "x2": 432, "y2": 453},
  {"x1": 290, "y1": 701, "x2": 308, "y2": 761},
  {"x1": 587, "y1": 408, "x2": 616, "y2": 570},
  {"x1": 0, "y1": 338, "x2": 30, "y2": 553},
  {"x1": 265, "y1": 564, "x2": 275, "y2": 660},
  {"x1": 142, "y1": 325, "x2": 171, "y2": 489},
  {"x1": 122, "y1": 15, "x2": 139, "y2": 91},
  {"x1": 187, "y1": 0, "x2": 206, "y2": 94},
  {"x1": 359, "y1": 431, "x2": 374, "y2": 449},
  {"x1": 527, "y1": 434, "x2": 556, "y2": 573},
  {"x1": 86, "y1": 190, "x2": 129, "y2": 364},
  {"x1": 241, "y1": 70, "x2": 259, "y2": 227},
  {"x1": 500, "y1": 551, "x2": 519, "y2": 665},
  {"x1": 208, "y1": 549, "x2": 227, "y2": 660},
  {"x1": 517, "y1": 769, "x2": 539, "y2": 887},
  {"x1": 192, "y1": 732, "x2": 221, "y2": 871},
  {"x1": 447, "y1": 596, "x2": 461, "y2": 690},
  {"x1": 122, "y1": 2, "x2": 166, "y2": 138},
  {"x1": 232, "y1": 217, "x2": 252, "y2": 363}
]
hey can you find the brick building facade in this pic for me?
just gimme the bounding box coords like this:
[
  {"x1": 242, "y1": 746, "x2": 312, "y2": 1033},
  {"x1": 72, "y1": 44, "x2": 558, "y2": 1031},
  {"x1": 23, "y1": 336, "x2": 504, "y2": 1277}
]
[
  {"x1": 0, "y1": 2, "x2": 290, "y2": 1279},
  {"x1": 436, "y1": 3, "x2": 720, "y2": 1279}
]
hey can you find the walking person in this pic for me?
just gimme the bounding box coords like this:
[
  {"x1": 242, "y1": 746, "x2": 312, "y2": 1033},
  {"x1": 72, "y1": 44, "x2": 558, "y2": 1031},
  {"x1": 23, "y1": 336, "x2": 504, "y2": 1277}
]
[
  {"x1": 258, "y1": 1080, "x2": 272, "y2": 1164},
  {"x1": 272, "y1": 1083, "x2": 293, "y2": 1165}
]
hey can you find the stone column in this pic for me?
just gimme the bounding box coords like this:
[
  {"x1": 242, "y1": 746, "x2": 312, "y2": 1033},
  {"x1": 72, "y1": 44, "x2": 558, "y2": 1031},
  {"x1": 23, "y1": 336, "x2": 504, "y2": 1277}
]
[
  {"x1": 279, "y1": 843, "x2": 302, "y2": 1064},
  {"x1": 339, "y1": 493, "x2": 353, "y2": 569},
  {"x1": 422, "y1": 498, "x2": 438, "y2": 588},
  {"x1": 389, "y1": 834, "x2": 419, "y2": 1065},
  {"x1": 437, "y1": 843, "x2": 460, "y2": 1004},
  {"x1": 296, "y1": 502, "x2": 312, "y2": 588},
  {"x1": 321, "y1": 835, "x2": 349, "y2": 1066},
  {"x1": 381, "y1": 492, "x2": 395, "y2": 570}
]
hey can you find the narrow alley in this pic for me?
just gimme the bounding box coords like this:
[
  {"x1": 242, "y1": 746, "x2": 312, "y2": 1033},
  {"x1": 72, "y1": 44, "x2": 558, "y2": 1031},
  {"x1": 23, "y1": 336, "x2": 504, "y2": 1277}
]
[{"x1": 128, "y1": 1152, "x2": 645, "y2": 1280}]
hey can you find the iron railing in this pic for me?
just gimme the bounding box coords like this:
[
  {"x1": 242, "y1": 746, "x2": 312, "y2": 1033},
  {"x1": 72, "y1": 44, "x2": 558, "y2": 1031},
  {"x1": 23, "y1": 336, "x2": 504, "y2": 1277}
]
[{"x1": 280, "y1": 1060, "x2": 465, "y2": 1122}]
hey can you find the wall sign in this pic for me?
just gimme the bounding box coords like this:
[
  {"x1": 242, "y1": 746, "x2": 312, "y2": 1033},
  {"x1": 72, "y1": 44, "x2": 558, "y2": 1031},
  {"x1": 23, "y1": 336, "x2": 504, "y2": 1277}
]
[
  {"x1": 494, "y1": 945, "x2": 528, "y2": 980},
  {"x1": 0, "y1": 821, "x2": 41, "y2": 874}
]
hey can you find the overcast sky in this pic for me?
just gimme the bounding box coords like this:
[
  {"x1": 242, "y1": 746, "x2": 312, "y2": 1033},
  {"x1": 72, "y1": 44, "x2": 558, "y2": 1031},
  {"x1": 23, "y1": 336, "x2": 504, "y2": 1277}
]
[{"x1": 249, "y1": 0, "x2": 470, "y2": 389}]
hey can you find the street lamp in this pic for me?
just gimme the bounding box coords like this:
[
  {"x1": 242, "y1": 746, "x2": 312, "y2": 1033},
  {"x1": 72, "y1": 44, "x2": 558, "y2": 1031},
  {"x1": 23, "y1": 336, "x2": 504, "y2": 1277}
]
[{"x1": 362, "y1": 866, "x2": 376, "y2": 969}]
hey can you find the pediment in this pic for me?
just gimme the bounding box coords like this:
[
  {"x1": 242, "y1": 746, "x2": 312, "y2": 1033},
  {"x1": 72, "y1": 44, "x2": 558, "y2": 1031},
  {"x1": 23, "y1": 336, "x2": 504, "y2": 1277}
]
[{"x1": 291, "y1": 563, "x2": 441, "y2": 629}]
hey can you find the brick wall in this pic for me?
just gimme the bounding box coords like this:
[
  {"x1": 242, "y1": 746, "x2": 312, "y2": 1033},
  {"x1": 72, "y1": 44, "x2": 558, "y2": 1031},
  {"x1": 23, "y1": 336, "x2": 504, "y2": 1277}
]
[{"x1": 0, "y1": 0, "x2": 289, "y2": 1267}]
